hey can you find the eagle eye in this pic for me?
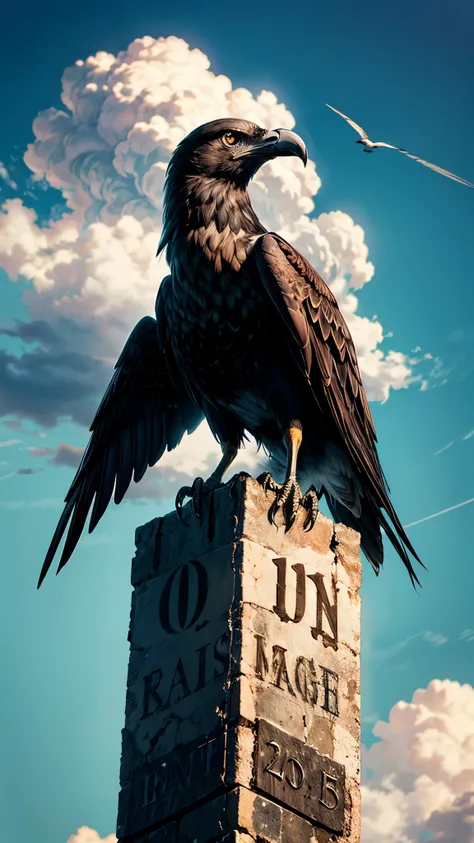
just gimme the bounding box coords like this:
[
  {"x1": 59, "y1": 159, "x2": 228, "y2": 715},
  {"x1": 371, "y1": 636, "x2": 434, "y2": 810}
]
[{"x1": 222, "y1": 131, "x2": 238, "y2": 147}]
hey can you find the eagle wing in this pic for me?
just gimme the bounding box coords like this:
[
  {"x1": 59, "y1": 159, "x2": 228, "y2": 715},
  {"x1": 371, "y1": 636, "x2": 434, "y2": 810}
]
[
  {"x1": 254, "y1": 232, "x2": 422, "y2": 583},
  {"x1": 38, "y1": 280, "x2": 203, "y2": 587}
]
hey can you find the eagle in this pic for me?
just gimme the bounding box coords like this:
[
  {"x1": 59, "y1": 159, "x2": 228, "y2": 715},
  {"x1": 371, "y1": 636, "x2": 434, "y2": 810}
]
[{"x1": 38, "y1": 118, "x2": 423, "y2": 588}]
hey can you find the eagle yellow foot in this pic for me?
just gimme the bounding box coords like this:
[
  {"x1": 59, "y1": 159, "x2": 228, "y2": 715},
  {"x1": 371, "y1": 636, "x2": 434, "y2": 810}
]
[{"x1": 257, "y1": 472, "x2": 320, "y2": 532}]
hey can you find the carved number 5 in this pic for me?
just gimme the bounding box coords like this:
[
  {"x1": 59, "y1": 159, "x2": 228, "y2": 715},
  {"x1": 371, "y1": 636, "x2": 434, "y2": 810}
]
[
  {"x1": 264, "y1": 740, "x2": 305, "y2": 790},
  {"x1": 320, "y1": 770, "x2": 339, "y2": 810}
]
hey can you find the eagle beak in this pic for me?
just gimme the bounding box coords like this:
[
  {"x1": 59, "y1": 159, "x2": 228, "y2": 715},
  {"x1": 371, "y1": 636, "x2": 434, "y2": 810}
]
[
  {"x1": 270, "y1": 128, "x2": 308, "y2": 166},
  {"x1": 237, "y1": 128, "x2": 308, "y2": 167}
]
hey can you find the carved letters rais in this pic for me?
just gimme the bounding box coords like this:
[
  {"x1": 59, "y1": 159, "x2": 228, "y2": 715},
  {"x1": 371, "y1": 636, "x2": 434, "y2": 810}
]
[{"x1": 141, "y1": 631, "x2": 229, "y2": 718}]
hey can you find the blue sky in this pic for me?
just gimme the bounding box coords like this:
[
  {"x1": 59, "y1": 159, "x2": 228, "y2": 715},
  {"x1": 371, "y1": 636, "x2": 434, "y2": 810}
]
[{"x1": 1, "y1": 1, "x2": 473, "y2": 842}]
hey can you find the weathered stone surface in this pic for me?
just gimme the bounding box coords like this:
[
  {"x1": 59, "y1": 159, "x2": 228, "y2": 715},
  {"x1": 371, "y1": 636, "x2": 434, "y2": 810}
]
[
  {"x1": 117, "y1": 476, "x2": 361, "y2": 842},
  {"x1": 178, "y1": 787, "x2": 319, "y2": 843},
  {"x1": 131, "y1": 483, "x2": 242, "y2": 587},
  {"x1": 177, "y1": 784, "x2": 360, "y2": 842},
  {"x1": 343, "y1": 777, "x2": 361, "y2": 843},
  {"x1": 146, "y1": 824, "x2": 177, "y2": 842},
  {"x1": 128, "y1": 823, "x2": 177, "y2": 843},
  {"x1": 178, "y1": 790, "x2": 230, "y2": 842},
  {"x1": 118, "y1": 728, "x2": 227, "y2": 837}
]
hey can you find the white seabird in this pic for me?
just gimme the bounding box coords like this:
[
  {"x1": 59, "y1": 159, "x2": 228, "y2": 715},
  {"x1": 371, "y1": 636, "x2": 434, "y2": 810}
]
[{"x1": 326, "y1": 103, "x2": 474, "y2": 188}]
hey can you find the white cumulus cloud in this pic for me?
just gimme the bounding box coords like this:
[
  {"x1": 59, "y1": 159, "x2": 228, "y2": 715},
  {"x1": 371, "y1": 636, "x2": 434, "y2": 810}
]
[
  {"x1": 0, "y1": 161, "x2": 17, "y2": 191},
  {"x1": 428, "y1": 791, "x2": 474, "y2": 842},
  {"x1": 362, "y1": 679, "x2": 474, "y2": 843},
  {"x1": 66, "y1": 828, "x2": 116, "y2": 843}
]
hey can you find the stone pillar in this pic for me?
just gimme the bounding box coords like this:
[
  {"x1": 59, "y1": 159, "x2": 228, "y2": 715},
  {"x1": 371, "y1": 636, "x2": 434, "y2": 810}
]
[{"x1": 117, "y1": 475, "x2": 361, "y2": 843}]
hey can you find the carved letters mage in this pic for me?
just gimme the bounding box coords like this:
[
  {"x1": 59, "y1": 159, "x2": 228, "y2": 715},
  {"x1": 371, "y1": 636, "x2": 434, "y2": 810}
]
[{"x1": 255, "y1": 634, "x2": 339, "y2": 716}]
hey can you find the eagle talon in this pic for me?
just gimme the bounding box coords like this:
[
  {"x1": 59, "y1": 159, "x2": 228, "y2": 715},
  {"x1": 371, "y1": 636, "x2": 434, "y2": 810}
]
[
  {"x1": 259, "y1": 473, "x2": 320, "y2": 532},
  {"x1": 175, "y1": 477, "x2": 205, "y2": 524},
  {"x1": 268, "y1": 497, "x2": 281, "y2": 528},
  {"x1": 175, "y1": 485, "x2": 192, "y2": 525},
  {"x1": 302, "y1": 485, "x2": 320, "y2": 531},
  {"x1": 258, "y1": 473, "x2": 303, "y2": 531},
  {"x1": 228, "y1": 471, "x2": 252, "y2": 497},
  {"x1": 257, "y1": 472, "x2": 280, "y2": 494}
]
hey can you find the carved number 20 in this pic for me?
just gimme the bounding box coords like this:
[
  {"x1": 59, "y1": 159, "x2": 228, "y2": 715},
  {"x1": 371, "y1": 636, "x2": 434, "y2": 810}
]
[
  {"x1": 264, "y1": 740, "x2": 305, "y2": 790},
  {"x1": 264, "y1": 742, "x2": 339, "y2": 811}
]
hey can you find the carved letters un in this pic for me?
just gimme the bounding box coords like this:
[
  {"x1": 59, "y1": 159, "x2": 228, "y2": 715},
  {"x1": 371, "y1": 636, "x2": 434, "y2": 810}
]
[{"x1": 272, "y1": 557, "x2": 338, "y2": 649}]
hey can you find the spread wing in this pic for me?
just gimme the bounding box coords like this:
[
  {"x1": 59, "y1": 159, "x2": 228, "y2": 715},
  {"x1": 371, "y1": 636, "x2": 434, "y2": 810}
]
[
  {"x1": 398, "y1": 149, "x2": 474, "y2": 187},
  {"x1": 254, "y1": 232, "x2": 422, "y2": 583},
  {"x1": 38, "y1": 285, "x2": 203, "y2": 587},
  {"x1": 373, "y1": 142, "x2": 405, "y2": 150},
  {"x1": 326, "y1": 103, "x2": 369, "y2": 139}
]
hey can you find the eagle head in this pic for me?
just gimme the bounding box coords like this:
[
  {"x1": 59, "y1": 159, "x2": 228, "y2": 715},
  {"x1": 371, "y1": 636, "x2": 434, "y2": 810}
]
[
  {"x1": 167, "y1": 118, "x2": 307, "y2": 184},
  {"x1": 158, "y1": 119, "x2": 308, "y2": 260}
]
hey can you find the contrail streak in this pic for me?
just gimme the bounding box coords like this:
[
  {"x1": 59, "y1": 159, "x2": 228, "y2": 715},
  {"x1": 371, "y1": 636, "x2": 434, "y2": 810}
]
[{"x1": 405, "y1": 497, "x2": 474, "y2": 528}]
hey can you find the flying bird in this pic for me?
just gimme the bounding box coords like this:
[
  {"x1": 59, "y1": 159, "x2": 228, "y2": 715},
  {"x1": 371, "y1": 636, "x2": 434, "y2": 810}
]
[
  {"x1": 38, "y1": 118, "x2": 423, "y2": 588},
  {"x1": 326, "y1": 103, "x2": 474, "y2": 188}
]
